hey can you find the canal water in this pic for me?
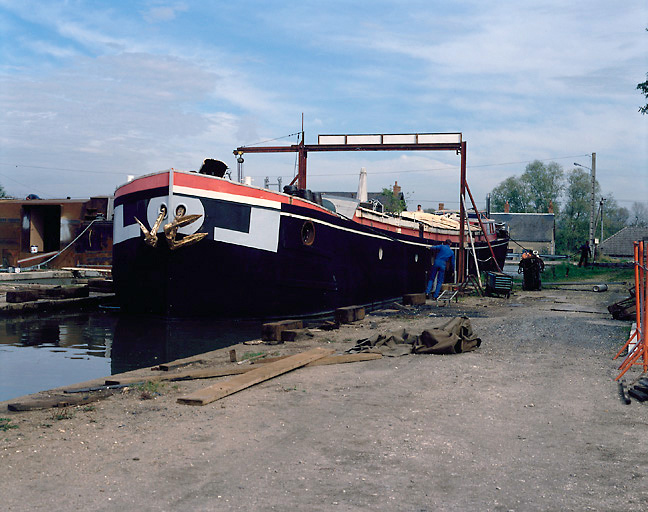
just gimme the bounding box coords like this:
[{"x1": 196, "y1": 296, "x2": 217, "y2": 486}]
[{"x1": 0, "y1": 311, "x2": 261, "y2": 402}]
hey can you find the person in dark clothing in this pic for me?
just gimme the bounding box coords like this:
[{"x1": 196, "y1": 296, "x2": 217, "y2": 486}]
[
  {"x1": 578, "y1": 241, "x2": 591, "y2": 267},
  {"x1": 426, "y1": 240, "x2": 455, "y2": 299},
  {"x1": 518, "y1": 250, "x2": 545, "y2": 290}
]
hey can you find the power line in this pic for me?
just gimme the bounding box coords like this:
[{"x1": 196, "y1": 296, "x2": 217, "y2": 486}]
[{"x1": 0, "y1": 162, "x2": 135, "y2": 176}]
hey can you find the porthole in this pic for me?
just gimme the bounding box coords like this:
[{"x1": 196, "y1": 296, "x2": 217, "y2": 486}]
[
  {"x1": 159, "y1": 203, "x2": 168, "y2": 219},
  {"x1": 301, "y1": 221, "x2": 315, "y2": 246},
  {"x1": 175, "y1": 204, "x2": 187, "y2": 217},
  {"x1": 414, "y1": 253, "x2": 419, "y2": 263},
  {"x1": 378, "y1": 247, "x2": 384, "y2": 260}
]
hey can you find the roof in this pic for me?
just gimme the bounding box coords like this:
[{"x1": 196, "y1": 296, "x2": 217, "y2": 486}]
[
  {"x1": 599, "y1": 226, "x2": 648, "y2": 257},
  {"x1": 490, "y1": 213, "x2": 555, "y2": 242}
]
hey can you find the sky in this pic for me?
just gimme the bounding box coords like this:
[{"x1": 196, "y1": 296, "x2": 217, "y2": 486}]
[{"x1": 0, "y1": 0, "x2": 646, "y2": 211}]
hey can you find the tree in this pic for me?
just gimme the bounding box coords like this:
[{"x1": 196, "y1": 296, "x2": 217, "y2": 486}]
[
  {"x1": 629, "y1": 201, "x2": 648, "y2": 226},
  {"x1": 598, "y1": 195, "x2": 628, "y2": 241},
  {"x1": 0, "y1": 183, "x2": 6, "y2": 198},
  {"x1": 521, "y1": 161, "x2": 564, "y2": 212},
  {"x1": 638, "y1": 28, "x2": 648, "y2": 114},
  {"x1": 380, "y1": 188, "x2": 407, "y2": 214},
  {"x1": 556, "y1": 168, "x2": 600, "y2": 253},
  {"x1": 490, "y1": 160, "x2": 563, "y2": 213},
  {"x1": 490, "y1": 176, "x2": 531, "y2": 212},
  {"x1": 639, "y1": 73, "x2": 648, "y2": 114}
]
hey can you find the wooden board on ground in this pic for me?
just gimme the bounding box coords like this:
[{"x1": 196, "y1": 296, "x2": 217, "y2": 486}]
[
  {"x1": 546, "y1": 304, "x2": 610, "y2": 315},
  {"x1": 403, "y1": 293, "x2": 426, "y2": 305},
  {"x1": 7, "y1": 391, "x2": 113, "y2": 411},
  {"x1": 177, "y1": 347, "x2": 335, "y2": 406},
  {"x1": 107, "y1": 352, "x2": 383, "y2": 386}
]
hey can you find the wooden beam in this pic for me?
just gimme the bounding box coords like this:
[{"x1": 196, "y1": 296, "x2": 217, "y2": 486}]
[{"x1": 177, "y1": 347, "x2": 334, "y2": 406}]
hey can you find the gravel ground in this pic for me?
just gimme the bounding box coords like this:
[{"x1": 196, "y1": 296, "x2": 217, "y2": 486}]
[{"x1": 1, "y1": 283, "x2": 647, "y2": 511}]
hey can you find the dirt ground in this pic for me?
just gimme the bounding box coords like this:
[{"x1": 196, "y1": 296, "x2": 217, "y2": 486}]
[{"x1": 1, "y1": 282, "x2": 647, "y2": 511}]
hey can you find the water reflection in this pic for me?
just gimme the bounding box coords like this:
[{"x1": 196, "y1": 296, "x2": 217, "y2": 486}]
[
  {"x1": 0, "y1": 312, "x2": 261, "y2": 402},
  {"x1": 110, "y1": 315, "x2": 261, "y2": 374}
]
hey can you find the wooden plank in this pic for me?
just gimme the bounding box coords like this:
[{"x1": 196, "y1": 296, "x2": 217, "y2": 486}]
[
  {"x1": 255, "y1": 352, "x2": 383, "y2": 366},
  {"x1": 105, "y1": 366, "x2": 252, "y2": 385},
  {"x1": 107, "y1": 351, "x2": 382, "y2": 386},
  {"x1": 177, "y1": 347, "x2": 334, "y2": 406},
  {"x1": 7, "y1": 391, "x2": 113, "y2": 411},
  {"x1": 309, "y1": 352, "x2": 382, "y2": 366},
  {"x1": 547, "y1": 304, "x2": 609, "y2": 314}
]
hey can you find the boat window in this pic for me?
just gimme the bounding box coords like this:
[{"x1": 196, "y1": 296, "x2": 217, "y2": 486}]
[
  {"x1": 378, "y1": 247, "x2": 383, "y2": 260},
  {"x1": 301, "y1": 221, "x2": 315, "y2": 246},
  {"x1": 414, "y1": 253, "x2": 419, "y2": 263}
]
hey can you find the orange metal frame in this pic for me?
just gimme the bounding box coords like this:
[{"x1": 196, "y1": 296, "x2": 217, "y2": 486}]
[{"x1": 614, "y1": 240, "x2": 648, "y2": 380}]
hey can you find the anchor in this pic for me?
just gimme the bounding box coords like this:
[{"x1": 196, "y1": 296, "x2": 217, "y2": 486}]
[
  {"x1": 134, "y1": 207, "x2": 166, "y2": 247},
  {"x1": 164, "y1": 213, "x2": 207, "y2": 250},
  {"x1": 135, "y1": 205, "x2": 207, "y2": 250}
]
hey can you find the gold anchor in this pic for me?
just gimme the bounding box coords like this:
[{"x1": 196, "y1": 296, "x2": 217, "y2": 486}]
[{"x1": 136, "y1": 205, "x2": 207, "y2": 250}]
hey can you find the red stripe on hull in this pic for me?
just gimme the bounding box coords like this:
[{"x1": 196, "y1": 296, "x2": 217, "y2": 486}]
[{"x1": 115, "y1": 172, "x2": 169, "y2": 198}]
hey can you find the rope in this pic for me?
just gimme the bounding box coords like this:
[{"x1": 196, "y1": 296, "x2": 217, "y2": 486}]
[{"x1": 22, "y1": 219, "x2": 100, "y2": 270}]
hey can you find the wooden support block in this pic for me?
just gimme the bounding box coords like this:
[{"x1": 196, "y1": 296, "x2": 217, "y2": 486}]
[
  {"x1": 6, "y1": 290, "x2": 39, "y2": 303},
  {"x1": 88, "y1": 279, "x2": 114, "y2": 293},
  {"x1": 402, "y1": 293, "x2": 426, "y2": 305},
  {"x1": 229, "y1": 349, "x2": 237, "y2": 362},
  {"x1": 177, "y1": 347, "x2": 334, "y2": 406},
  {"x1": 335, "y1": 305, "x2": 365, "y2": 324},
  {"x1": 40, "y1": 285, "x2": 89, "y2": 299},
  {"x1": 281, "y1": 328, "x2": 314, "y2": 342},
  {"x1": 261, "y1": 319, "x2": 304, "y2": 341}
]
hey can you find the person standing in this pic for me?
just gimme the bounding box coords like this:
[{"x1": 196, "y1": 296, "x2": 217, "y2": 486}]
[
  {"x1": 426, "y1": 240, "x2": 455, "y2": 299},
  {"x1": 578, "y1": 241, "x2": 591, "y2": 267}
]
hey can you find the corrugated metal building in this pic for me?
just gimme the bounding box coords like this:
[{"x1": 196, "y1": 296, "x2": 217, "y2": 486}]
[{"x1": 490, "y1": 213, "x2": 555, "y2": 255}]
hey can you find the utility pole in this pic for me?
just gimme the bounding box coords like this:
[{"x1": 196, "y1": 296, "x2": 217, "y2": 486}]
[{"x1": 589, "y1": 152, "x2": 596, "y2": 252}]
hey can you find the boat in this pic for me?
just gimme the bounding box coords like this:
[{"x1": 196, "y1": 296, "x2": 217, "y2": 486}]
[{"x1": 112, "y1": 133, "x2": 509, "y2": 317}]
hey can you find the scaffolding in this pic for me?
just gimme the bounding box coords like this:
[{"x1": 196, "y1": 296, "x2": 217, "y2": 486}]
[{"x1": 614, "y1": 240, "x2": 648, "y2": 380}]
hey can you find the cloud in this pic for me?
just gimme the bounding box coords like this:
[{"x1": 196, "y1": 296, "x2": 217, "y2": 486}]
[{"x1": 141, "y1": 3, "x2": 188, "y2": 24}]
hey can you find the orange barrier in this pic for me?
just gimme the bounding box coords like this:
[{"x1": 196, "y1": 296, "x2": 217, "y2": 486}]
[{"x1": 614, "y1": 240, "x2": 648, "y2": 380}]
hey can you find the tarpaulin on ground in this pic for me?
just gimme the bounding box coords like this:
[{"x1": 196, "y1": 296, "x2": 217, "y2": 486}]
[{"x1": 346, "y1": 316, "x2": 481, "y2": 356}]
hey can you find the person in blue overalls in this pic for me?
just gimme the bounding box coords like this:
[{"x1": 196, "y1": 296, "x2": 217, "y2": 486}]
[{"x1": 426, "y1": 240, "x2": 456, "y2": 299}]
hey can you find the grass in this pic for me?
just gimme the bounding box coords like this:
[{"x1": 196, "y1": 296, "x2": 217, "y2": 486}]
[
  {"x1": 135, "y1": 381, "x2": 163, "y2": 400},
  {"x1": 241, "y1": 351, "x2": 266, "y2": 361},
  {"x1": 542, "y1": 263, "x2": 634, "y2": 283},
  {"x1": 0, "y1": 418, "x2": 18, "y2": 431}
]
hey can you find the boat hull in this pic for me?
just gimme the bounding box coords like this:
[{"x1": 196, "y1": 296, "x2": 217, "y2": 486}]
[{"x1": 113, "y1": 171, "x2": 508, "y2": 318}]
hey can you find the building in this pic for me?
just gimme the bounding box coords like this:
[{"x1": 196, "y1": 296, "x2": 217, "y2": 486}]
[
  {"x1": 0, "y1": 196, "x2": 113, "y2": 269},
  {"x1": 490, "y1": 212, "x2": 555, "y2": 255},
  {"x1": 598, "y1": 226, "x2": 648, "y2": 259}
]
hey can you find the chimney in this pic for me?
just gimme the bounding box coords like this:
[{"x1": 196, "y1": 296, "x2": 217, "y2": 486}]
[
  {"x1": 392, "y1": 181, "x2": 401, "y2": 195},
  {"x1": 504, "y1": 201, "x2": 510, "y2": 213},
  {"x1": 438, "y1": 203, "x2": 445, "y2": 211},
  {"x1": 548, "y1": 200, "x2": 554, "y2": 214}
]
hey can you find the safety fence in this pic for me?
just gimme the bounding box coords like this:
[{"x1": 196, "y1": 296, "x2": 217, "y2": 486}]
[{"x1": 614, "y1": 240, "x2": 647, "y2": 380}]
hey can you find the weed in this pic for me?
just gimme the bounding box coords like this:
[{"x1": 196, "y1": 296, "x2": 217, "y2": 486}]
[
  {"x1": 0, "y1": 418, "x2": 18, "y2": 431},
  {"x1": 241, "y1": 351, "x2": 265, "y2": 361},
  {"x1": 82, "y1": 405, "x2": 96, "y2": 412},
  {"x1": 51, "y1": 408, "x2": 75, "y2": 421},
  {"x1": 135, "y1": 381, "x2": 163, "y2": 400}
]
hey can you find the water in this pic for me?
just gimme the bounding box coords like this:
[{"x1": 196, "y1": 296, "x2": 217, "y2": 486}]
[{"x1": 0, "y1": 311, "x2": 261, "y2": 402}]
